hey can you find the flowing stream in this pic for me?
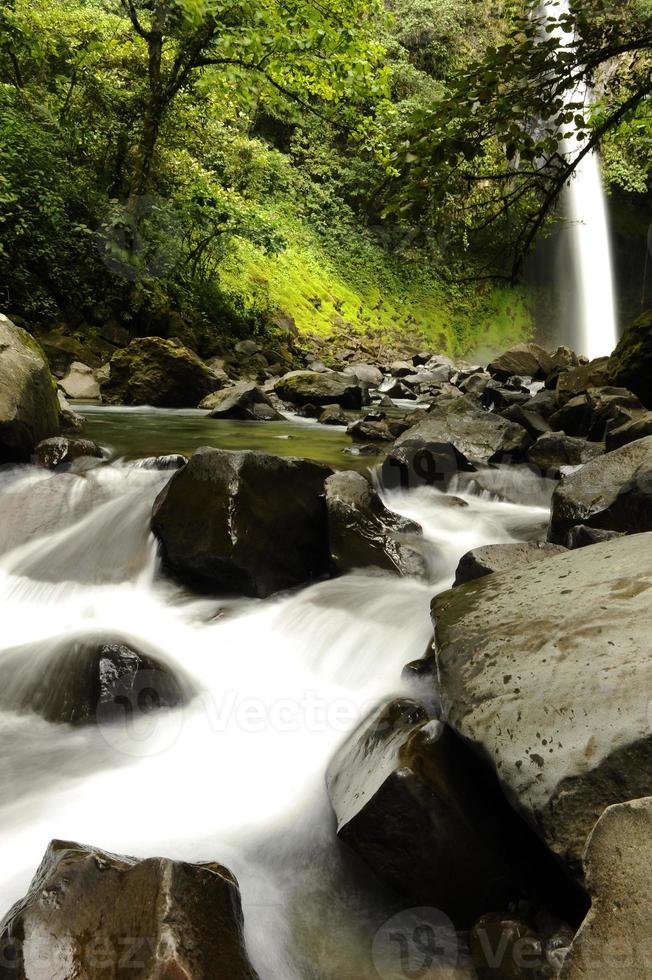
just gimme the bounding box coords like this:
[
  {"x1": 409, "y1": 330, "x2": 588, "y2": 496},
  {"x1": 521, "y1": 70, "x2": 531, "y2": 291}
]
[{"x1": 0, "y1": 411, "x2": 555, "y2": 978}]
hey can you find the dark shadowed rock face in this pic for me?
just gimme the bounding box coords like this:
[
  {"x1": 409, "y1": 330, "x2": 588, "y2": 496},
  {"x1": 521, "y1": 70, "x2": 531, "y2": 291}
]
[
  {"x1": 488, "y1": 343, "x2": 554, "y2": 381},
  {"x1": 325, "y1": 471, "x2": 425, "y2": 577},
  {"x1": 605, "y1": 411, "x2": 652, "y2": 451},
  {"x1": 200, "y1": 381, "x2": 284, "y2": 421},
  {"x1": 151, "y1": 447, "x2": 333, "y2": 598},
  {"x1": 526, "y1": 432, "x2": 603, "y2": 478},
  {"x1": 0, "y1": 314, "x2": 60, "y2": 462},
  {"x1": 0, "y1": 636, "x2": 190, "y2": 725},
  {"x1": 32, "y1": 436, "x2": 104, "y2": 470},
  {"x1": 326, "y1": 699, "x2": 525, "y2": 923},
  {"x1": 555, "y1": 359, "x2": 610, "y2": 406},
  {"x1": 454, "y1": 542, "x2": 567, "y2": 586},
  {"x1": 548, "y1": 435, "x2": 652, "y2": 544},
  {"x1": 433, "y1": 533, "x2": 652, "y2": 879},
  {"x1": 0, "y1": 840, "x2": 260, "y2": 979},
  {"x1": 607, "y1": 309, "x2": 652, "y2": 408},
  {"x1": 103, "y1": 337, "x2": 219, "y2": 407},
  {"x1": 274, "y1": 370, "x2": 363, "y2": 408},
  {"x1": 380, "y1": 440, "x2": 476, "y2": 492}
]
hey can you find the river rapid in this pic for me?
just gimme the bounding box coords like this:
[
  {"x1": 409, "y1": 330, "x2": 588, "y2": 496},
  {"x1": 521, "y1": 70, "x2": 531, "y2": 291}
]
[{"x1": 0, "y1": 407, "x2": 555, "y2": 979}]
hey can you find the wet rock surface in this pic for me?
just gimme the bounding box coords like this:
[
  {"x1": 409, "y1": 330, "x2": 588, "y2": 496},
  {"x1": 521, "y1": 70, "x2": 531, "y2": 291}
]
[
  {"x1": 0, "y1": 839, "x2": 260, "y2": 979},
  {"x1": 454, "y1": 542, "x2": 567, "y2": 586},
  {"x1": 32, "y1": 436, "x2": 104, "y2": 469},
  {"x1": 200, "y1": 381, "x2": 284, "y2": 421},
  {"x1": 274, "y1": 370, "x2": 363, "y2": 409},
  {"x1": 103, "y1": 337, "x2": 219, "y2": 407}
]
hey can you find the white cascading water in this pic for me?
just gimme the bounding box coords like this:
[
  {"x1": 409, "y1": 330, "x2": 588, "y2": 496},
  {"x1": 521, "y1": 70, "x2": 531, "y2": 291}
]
[
  {"x1": 546, "y1": 0, "x2": 618, "y2": 359},
  {"x1": 0, "y1": 456, "x2": 554, "y2": 977}
]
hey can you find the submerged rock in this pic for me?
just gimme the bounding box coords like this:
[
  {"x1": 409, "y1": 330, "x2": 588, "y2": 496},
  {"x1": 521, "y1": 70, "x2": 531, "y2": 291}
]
[
  {"x1": 151, "y1": 447, "x2": 332, "y2": 598},
  {"x1": 59, "y1": 360, "x2": 101, "y2": 401},
  {"x1": 560, "y1": 796, "x2": 652, "y2": 980},
  {"x1": 325, "y1": 471, "x2": 425, "y2": 576},
  {"x1": 0, "y1": 314, "x2": 60, "y2": 462},
  {"x1": 0, "y1": 839, "x2": 260, "y2": 979},
  {"x1": 433, "y1": 532, "x2": 652, "y2": 878},
  {"x1": 454, "y1": 542, "x2": 567, "y2": 586},
  {"x1": 32, "y1": 436, "x2": 104, "y2": 470},
  {"x1": 103, "y1": 337, "x2": 218, "y2": 407},
  {"x1": 606, "y1": 308, "x2": 652, "y2": 408},
  {"x1": 274, "y1": 370, "x2": 363, "y2": 409},
  {"x1": 548, "y1": 435, "x2": 652, "y2": 544},
  {"x1": 200, "y1": 381, "x2": 284, "y2": 421},
  {"x1": 0, "y1": 636, "x2": 189, "y2": 725}
]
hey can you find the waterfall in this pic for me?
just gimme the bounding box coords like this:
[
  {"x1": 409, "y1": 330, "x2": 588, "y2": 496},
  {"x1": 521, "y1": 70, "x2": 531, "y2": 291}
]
[{"x1": 546, "y1": 0, "x2": 618, "y2": 359}]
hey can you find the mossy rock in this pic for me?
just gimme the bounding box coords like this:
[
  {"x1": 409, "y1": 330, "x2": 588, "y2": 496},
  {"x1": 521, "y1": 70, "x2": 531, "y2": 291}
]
[
  {"x1": 607, "y1": 310, "x2": 652, "y2": 408},
  {"x1": 103, "y1": 336, "x2": 220, "y2": 407}
]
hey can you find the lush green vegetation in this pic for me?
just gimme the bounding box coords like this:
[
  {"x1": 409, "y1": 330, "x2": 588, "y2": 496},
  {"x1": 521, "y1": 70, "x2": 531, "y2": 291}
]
[{"x1": 0, "y1": 0, "x2": 649, "y2": 356}]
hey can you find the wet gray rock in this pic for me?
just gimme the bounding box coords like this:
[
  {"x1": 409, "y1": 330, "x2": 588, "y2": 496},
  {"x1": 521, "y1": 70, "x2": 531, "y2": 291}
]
[
  {"x1": 453, "y1": 542, "x2": 567, "y2": 586},
  {"x1": 381, "y1": 440, "x2": 475, "y2": 492},
  {"x1": 347, "y1": 418, "x2": 394, "y2": 442},
  {"x1": 501, "y1": 404, "x2": 552, "y2": 440},
  {"x1": 389, "y1": 359, "x2": 413, "y2": 377},
  {"x1": 59, "y1": 361, "x2": 101, "y2": 401},
  {"x1": 319, "y1": 404, "x2": 349, "y2": 426},
  {"x1": 343, "y1": 362, "x2": 383, "y2": 387},
  {"x1": 605, "y1": 410, "x2": 652, "y2": 451},
  {"x1": 527, "y1": 432, "x2": 603, "y2": 478},
  {"x1": 488, "y1": 343, "x2": 554, "y2": 381},
  {"x1": 548, "y1": 395, "x2": 593, "y2": 438},
  {"x1": 555, "y1": 359, "x2": 610, "y2": 406},
  {"x1": 584, "y1": 386, "x2": 645, "y2": 442},
  {"x1": 560, "y1": 797, "x2": 652, "y2": 980},
  {"x1": 152, "y1": 447, "x2": 332, "y2": 598},
  {"x1": 565, "y1": 525, "x2": 624, "y2": 550},
  {"x1": 200, "y1": 381, "x2": 284, "y2": 421},
  {"x1": 274, "y1": 370, "x2": 363, "y2": 409},
  {"x1": 325, "y1": 471, "x2": 425, "y2": 577},
  {"x1": 433, "y1": 532, "x2": 652, "y2": 878},
  {"x1": 33, "y1": 436, "x2": 104, "y2": 470},
  {"x1": 548, "y1": 435, "x2": 652, "y2": 543},
  {"x1": 378, "y1": 377, "x2": 417, "y2": 400},
  {"x1": 0, "y1": 840, "x2": 260, "y2": 979},
  {"x1": 0, "y1": 314, "x2": 60, "y2": 462},
  {"x1": 103, "y1": 337, "x2": 219, "y2": 407}
]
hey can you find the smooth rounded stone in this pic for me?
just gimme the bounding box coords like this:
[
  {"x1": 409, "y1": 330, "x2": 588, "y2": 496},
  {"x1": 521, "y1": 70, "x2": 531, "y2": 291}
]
[
  {"x1": 326, "y1": 699, "x2": 525, "y2": 922},
  {"x1": 0, "y1": 840, "x2": 260, "y2": 980},
  {"x1": 59, "y1": 360, "x2": 101, "y2": 400},
  {"x1": 343, "y1": 362, "x2": 383, "y2": 386},
  {"x1": 559, "y1": 797, "x2": 652, "y2": 980},
  {"x1": 432, "y1": 532, "x2": 652, "y2": 878},
  {"x1": 394, "y1": 393, "x2": 531, "y2": 466},
  {"x1": 200, "y1": 381, "x2": 284, "y2": 421},
  {"x1": 527, "y1": 432, "x2": 604, "y2": 478},
  {"x1": 57, "y1": 390, "x2": 85, "y2": 432},
  {"x1": 488, "y1": 343, "x2": 554, "y2": 381},
  {"x1": 453, "y1": 542, "x2": 567, "y2": 586},
  {"x1": 584, "y1": 386, "x2": 646, "y2": 442},
  {"x1": 151, "y1": 447, "x2": 333, "y2": 598},
  {"x1": 134, "y1": 454, "x2": 188, "y2": 471},
  {"x1": 347, "y1": 418, "x2": 393, "y2": 442},
  {"x1": 605, "y1": 410, "x2": 652, "y2": 451},
  {"x1": 103, "y1": 337, "x2": 219, "y2": 407},
  {"x1": 548, "y1": 395, "x2": 592, "y2": 438},
  {"x1": 325, "y1": 471, "x2": 426, "y2": 577},
  {"x1": 555, "y1": 358, "x2": 610, "y2": 406},
  {"x1": 0, "y1": 315, "x2": 60, "y2": 462},
  {"x1": 33, "y1": 436, "x2": 103, "y2": 470},
  {"x1": 381, "y1": 440, "x2": 475, "y2": 492},
  {"x1": 606, "y1": 308, "x2": 652, "y2": 408},
  {"x1": 388, "y1": 359, "x2": 413, "y2": 377},
  {"x1": 548, "y1": 435, "x2": 652, "y2": 544},
  {"x1": 318, "y1": 404, "x2": 348, "y2": 426},
  {"x1": 274, "y1": 370, "x2": 363, "y2": 409},
  {"x1": 0, "y1": 636, "x2": 190, "y2": 724},
  {"x1": 471, "y1": 913, "x2": 574, "y2": 979},
  {"x1": 566, "y1": 525, "x2": 624, "y2": 550}
]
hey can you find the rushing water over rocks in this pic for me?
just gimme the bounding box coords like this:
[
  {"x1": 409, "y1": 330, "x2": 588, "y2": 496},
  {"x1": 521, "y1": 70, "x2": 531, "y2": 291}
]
[{"x1": 0, "y1": 414, "x2": 553, "y2": 978}]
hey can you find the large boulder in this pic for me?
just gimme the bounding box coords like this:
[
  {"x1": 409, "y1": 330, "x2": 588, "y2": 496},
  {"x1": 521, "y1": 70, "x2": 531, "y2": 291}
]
[
  {"x1": 555, "y1": 359, "x2": 610, "y2": 406},
  {"x1": 605, "y1": 410, "x2": 652, "y2": 451},
  {"x1": 0, "y1": 636, "x2": 189, "y2": 725},
  {"x1": 326, "y1": 699, "x2": 524, "y2": 922},
  {"x1": 151, "y1": 448, "x2": 332, "y2": 597},
  {"x1": 0, "y1": 840, "x2": 260, "y2": 979},
  {"x1": 560, "y1": 797, "x2": 652, "y2": 980},
  {"x1": 343, "y1": 362, "x2": 383, "y2": 387},
  {"x1": 393, "y1": 394, "x2": 530, "y2": 466},
  {"x1": 381, "y1": 440, "x2": 475, "y2": 492},
  {"x1": 606, "y1": 308, "x2": 652, "y2": 408},
  {"x1": 454, "y1": 542, "x2": 567, "y2": 586},
  {"x1": 325, "y1": 471, "x2": 425, "y2": 576},
  {"x1": 527, "y1": 432, "x2": 603, "y2": 479},
  {"x1": 433, "y1": 533, "x2": 652, "y2": 878},
  {"x1": 59, "y1": 360, "x2": 101, "y2": 400},
  {"x1": 274, "y1": 370, "x2": 363, "y2": 409},
  {"x1": 0, "y1": 314, "x2": 60, "y2": 462},
  {"x1": 199, "y1": 382, "x2": 283, "y2": 421},
  {"x1": 488, "y1": 343, "x2": 554, "y2": 381},
  {"x1": 103, "y1": 337, "x2": 219, "y2": 407},
  {"x1": 548, "y1": 435, "x2": 652, "y2": 544}
]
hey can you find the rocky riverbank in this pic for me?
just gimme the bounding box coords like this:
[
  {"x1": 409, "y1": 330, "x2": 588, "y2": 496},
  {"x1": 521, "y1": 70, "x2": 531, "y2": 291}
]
[{"x1": 1, "y1": 308, "x2": 652, "y2": 978}]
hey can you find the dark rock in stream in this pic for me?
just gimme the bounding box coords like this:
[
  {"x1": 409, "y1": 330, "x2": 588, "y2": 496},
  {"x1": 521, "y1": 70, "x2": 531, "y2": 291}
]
[
  {"x1": 0, "y1": 839, "x2": 260, "y2": 979},
  {"x1": 274, "y1": 370, "x2": 363, "y2": 409},
  {"x1": 454, "y1": 542, "x2": 567, "y2": 586},
  {"x1": 135, "y1": 454, "x2": 188, "y2": 470},
  {"x1": 0, "y1": 636, "x2": 190, "y2": 725},
  {"x1": 102, "y1": 336, "x2": 219, "y2": 407},
  {"x1": 200, "y1": 381, "x2": 284, "y2": 421},
  {"x1": 526, "y1": 432, "x2": 603, "y2": 478},
  {"x1": 325, "y1": 471, "x2": 426, "y2": 577},
  {"x1": 319, "y1": 404, "x2": 349, "y2": 426},
  {"x1": 32, "y1": 436, "x2": 104, "y2": 470},
  {"x1": 151, "y1": 447, "x2": 332, "y2": 598},
  {"x1": 605, "y1": 410, "x2": 652, "y2": 451},
  {"x1": 380, "y1": 440, "x2": 476, "y2": 492}
]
